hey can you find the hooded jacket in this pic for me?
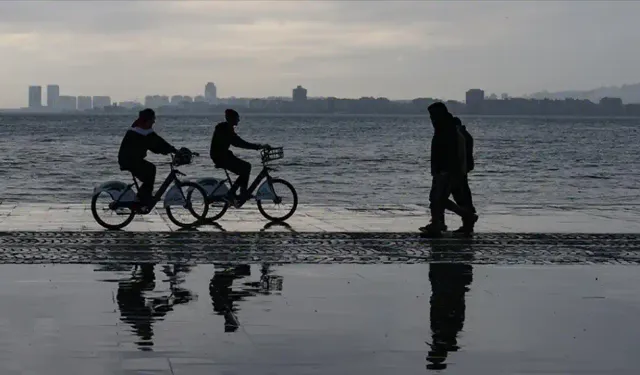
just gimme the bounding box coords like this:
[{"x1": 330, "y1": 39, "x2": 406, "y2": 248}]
[
  {"x1": 209, "y1": 121, "x2": 261, "y2": 162},
  {"x1": 118, "y1": 119, "x2": 176, "y2": 169},
  {"x1": 428, "y1": 104, "x2": 460, "y2": 176}
]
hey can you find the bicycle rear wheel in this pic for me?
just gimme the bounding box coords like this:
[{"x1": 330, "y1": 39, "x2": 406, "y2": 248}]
[
  {"x1": 256, "y1": 178, "x2": 298, "y2": 222},
  {"x1": 91, "y1": 191, "x2": 136, "y2": 230},
  {"x1": 165, "y1": 182, "x2": 209, "y2": 228}
]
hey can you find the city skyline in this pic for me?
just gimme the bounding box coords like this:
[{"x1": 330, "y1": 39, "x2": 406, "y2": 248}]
[
  {"x1": 15, "y1": 82, "x2": 640, "y2": 117},
  {"x1": 1, "y1": 1, "x2": 639, "y2": 108}
]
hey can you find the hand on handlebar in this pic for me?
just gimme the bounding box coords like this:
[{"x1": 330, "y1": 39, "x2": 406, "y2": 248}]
[
  {"x1": 172, "y1": 147, "x2": 199, "y2": 156},
  {"x1": 259, "y1": 144, "x2": 272, "y2": 150}
]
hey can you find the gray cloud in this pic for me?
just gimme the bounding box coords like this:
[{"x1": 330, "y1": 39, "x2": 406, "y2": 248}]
[{"x1": 0, "y1": 1, "x2": 639, "y2": 107}]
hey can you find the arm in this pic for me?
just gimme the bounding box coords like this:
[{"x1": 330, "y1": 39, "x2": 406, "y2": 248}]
[
  {"x1": 148, "y1": 132, "x2": 177, "y2": 155},
  {"x1": 230, "y1": 131, "x2": 261, "y2": 150},
  {"x1": 431, "y1": 135, "x2": 447, "y2": 175}
]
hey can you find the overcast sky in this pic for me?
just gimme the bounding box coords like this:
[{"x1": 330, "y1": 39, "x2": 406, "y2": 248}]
[{"x1": 0, "y1": 1, "x2": 638, "y2": 107}]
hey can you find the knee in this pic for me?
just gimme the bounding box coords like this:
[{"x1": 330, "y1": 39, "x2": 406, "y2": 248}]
[
  {"x1": 145, "y1": 164, "x2": 156, "y2": 181},
  {"x1": 242, "y1": 161, "x2": 251, "y2": 175}
]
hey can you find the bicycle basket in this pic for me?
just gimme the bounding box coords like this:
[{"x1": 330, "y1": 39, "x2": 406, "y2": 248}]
[{"x1": 261, "y1": 147, "x2": 284, "y2": 163}]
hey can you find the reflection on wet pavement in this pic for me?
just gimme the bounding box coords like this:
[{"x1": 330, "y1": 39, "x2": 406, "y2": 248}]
[
  {"x1": 95, "y1": 263, "x2": 284, "y2": 352},
  {"x1": 113, "y1": 264, "x2": 196, "y2": 351},
  {"x1": 426, "y1": 240, "x2": 474, "y2": 370},
  {"x1": 1, "y1": 258, "x2": 640, "y2": 373}
]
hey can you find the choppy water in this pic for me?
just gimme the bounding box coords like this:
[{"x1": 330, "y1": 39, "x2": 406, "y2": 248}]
[{"x1": 0, "y1": 114, "x2": 638, "y2": 209}]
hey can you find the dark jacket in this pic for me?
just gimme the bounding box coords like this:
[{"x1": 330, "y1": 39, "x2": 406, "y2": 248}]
[
  {"x1": 118, "y1": 128, "x2": 176, "y2": 169},
  {"x1": 430, "y1": 116, "x2": 460, "y2": 176},
  {"x1": 210, "y1": 122, "x2": 260, "y2": 161}
]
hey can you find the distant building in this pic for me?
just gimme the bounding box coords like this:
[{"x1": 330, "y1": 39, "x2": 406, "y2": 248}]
[
  {"x1": 599, "y1": 97, "x2": 624, "y2": 115},
  {"x1": 28, "y1": 86, "x2": 42, "y2": 108},
  {"x1": 170, "y1": 95, "x2": 184, "y2": 105},
  {"x1": 194, "y1": 95, "x2": 206, "y2": 103},
  {"x1": 182, "y1": 96, "x2": 193, "y2": 103},
  {"x1": 224, "y1": 97, "x2": 250, "y2": 108},
  {"x1": 119, "y1": 101, "x2": 143, "y2": 109},
  {"x1": 92, "y1": 96, "x2": 111, "y2": 109},
  {"x1": 465, "y1": 89, "x2": 485, "y2": 114},
  {"x1": 77, "y1": 96, "x2": 92, "y2": 111},
  {"x1": 292, "y1": 85, "x2": 307, "y2": 102},
  {"x1": 57, "y1": 95, "x2": 77, "y2": 111},
  {"x1": 205, "y1": 82, "x2": 217, "y2": 104},
  {"x1": 145, "y1": 95, "x2": 170, "y2": 108},
  {"x1": 47, "y1": 85, "x2": 60, "y2": 108}
]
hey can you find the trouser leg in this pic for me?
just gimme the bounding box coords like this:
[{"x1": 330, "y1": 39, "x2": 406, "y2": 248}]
[
  {"x1": 219, "y1": 156, "x2": 252, "y2": 197},
  {"x1": 129, "y1": 160, "x2": 156, "y2": 206}
]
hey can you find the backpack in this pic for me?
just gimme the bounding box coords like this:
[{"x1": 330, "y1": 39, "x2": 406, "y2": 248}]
[{"x1": 458, "y1": 125, "x2": 474, "y2": 172}]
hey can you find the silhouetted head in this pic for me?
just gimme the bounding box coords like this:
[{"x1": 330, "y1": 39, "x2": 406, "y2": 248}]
[
  {"x1": 133, "y1": 108, "x2": 156, "y2": 129},
  {"x1": 225, "y1": 109, "x2": 240, "y2": 126},
  {"x1": 428, "y1": 102, "x2": 451, "y2": 129}
]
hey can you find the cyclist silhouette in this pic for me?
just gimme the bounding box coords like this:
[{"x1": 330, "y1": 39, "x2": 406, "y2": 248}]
[
  {"x1": 209, "y1": 109, "x2": 270, "y2": 206},
  {"x1": 118, "y1": 109, "x2": 177, "y2": 212}
]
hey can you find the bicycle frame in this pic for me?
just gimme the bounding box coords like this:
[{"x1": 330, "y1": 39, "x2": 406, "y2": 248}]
[
  {"x1": 206, "y1": 165, "x2": 276, "y2": 203},
  {"x1": 111, "y1": 167, "x2": 188, "y2": 210}
]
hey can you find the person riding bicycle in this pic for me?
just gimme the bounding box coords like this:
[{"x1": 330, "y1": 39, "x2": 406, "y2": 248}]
[
  {"x1": 118, "y1": 108, "x2": 177, "y2": 212},
  {"x1": 209, "y1": 109, "x2": 270, "y2": 205}
]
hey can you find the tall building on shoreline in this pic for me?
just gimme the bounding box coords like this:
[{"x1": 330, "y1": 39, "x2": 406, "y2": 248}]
[
  {"x1": 77, "y1": 96, "x2": 92, "y2": 111},
  {"x1": 465, "y1": 89, "x2": 485, "y2": 114},
  {"x1": 205, "y1": 82, "x2": 217, "y2": 104},
  {"x1": 57, "y1": 96, "x2": 77, "y2": 111},
  {"x1": 28, "y1": 86, "x2": 42, "y2": 108},
  {"x1": 293, "y1": 85, "x2": 307, "y2": 102},
  {"x1": 92, "y1": 96, "x2": 111, "y2": 109},
  {"x1": 47, "y1": 85, "x2": 60, "y2": 108}
]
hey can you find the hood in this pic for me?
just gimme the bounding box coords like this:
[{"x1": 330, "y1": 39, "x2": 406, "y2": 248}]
[
  {"x1": 431, "y1": 113, "x2": 454, "y2": 133},
  {"x1": 428, "y1": 102, "x2": 451, "y2": 132},
  {"x1": 131, "y1": 118, "x2": 153, "y2": 130}
]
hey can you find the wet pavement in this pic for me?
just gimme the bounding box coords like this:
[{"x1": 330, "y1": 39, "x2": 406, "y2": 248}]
[
  {"x1": 1, "y1": 231, "x2": 640, "y2": 264},
  {"x1": 0, "y1": 263, "x2": 639, "y2": 374},
  {"x1": 1, "y1": 203, "x2": 640, "y2": 373},
  {"x1": 1, "y1": 202, "x2": 640, "y2": 232}
]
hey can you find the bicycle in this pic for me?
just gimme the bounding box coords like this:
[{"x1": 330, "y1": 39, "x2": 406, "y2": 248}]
[
  {"x1": 91, "y1": 149, "x2": 209, "y2": 230},
  {"x1": 195, "y1": 147, "x2": 298, "y2": 222}
]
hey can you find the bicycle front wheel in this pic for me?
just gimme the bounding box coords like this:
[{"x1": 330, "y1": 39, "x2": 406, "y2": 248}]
[
  {"x1": 165, "y1": 182, "x2": 209, "y2": 228},
  {"x1": 91, "y1": 191, "x2": 136, "y2": 230},
  {"x1": 256, "y1": 178, "x2": 298, "y2": 222}
]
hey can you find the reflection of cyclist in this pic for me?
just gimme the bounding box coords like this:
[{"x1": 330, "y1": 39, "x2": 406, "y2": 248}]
[
  {"x1": 118, "y1": 109, "x2": 177, "y2": 211},
  {"x1": 116, "y1": 264, "x2": 195, "y2": 351},
  {"x1": 209, "y1": 264, "x2": 253, "y2": 332},
  {"x1": 209, "y1": 109, "x2": 270, "y2": 205}
]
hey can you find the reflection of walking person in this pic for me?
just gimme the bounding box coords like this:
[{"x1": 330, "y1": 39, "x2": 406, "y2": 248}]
[
  {"x1": 420, "y1": 102, "x2": 478, "y2": 237},
  {"x1": 426, "y1": 258, "x2": 473, "y2": 370}
]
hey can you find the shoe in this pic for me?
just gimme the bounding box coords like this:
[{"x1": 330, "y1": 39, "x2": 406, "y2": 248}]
[
  {"x1": 419, "y1": 224, "x2": 443, "y2": 238},
  {"x1": 133, "y1": 204, "x2": 151, "y2": 215},
  {"x1": 222, "y1": 194, "x2": 243, "y2": 209},
  {"x1": 419, "y1": 222, "x2": 447, "y2": 233},
  {"x1": 454, "y1": 214, "x2": 479, "y2": 234}
]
